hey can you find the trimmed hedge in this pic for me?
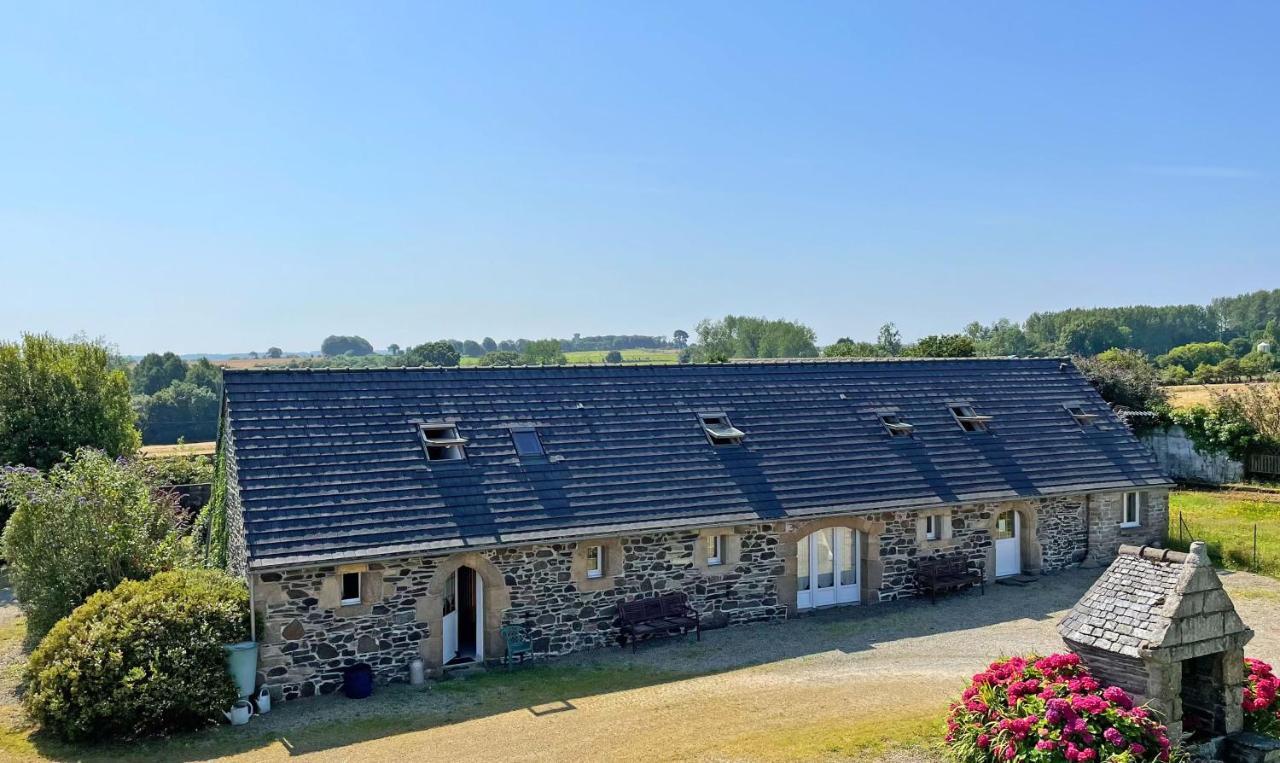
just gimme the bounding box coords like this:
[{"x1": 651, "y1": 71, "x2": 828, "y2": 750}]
[{"x1": 24, "y1": 569, "x2": 250, "y2": 742}]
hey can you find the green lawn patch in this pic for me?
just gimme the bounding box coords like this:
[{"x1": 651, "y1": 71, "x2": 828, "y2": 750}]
[{"x1": 1168, "y1": 489, "x2": 1280, "y2": 578}]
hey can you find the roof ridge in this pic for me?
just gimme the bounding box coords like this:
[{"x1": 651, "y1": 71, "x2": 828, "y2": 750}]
[{"x1": 222, "y1": 356, "x2": 1073, "y2": 374}]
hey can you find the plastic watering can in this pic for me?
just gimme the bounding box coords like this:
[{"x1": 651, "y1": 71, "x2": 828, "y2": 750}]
[{"x1": 224, "y1": 699, "x2": 254, "y2": 726}]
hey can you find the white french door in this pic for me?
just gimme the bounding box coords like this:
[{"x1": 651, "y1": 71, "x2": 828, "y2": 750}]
[
  {"x1": 442, "y1": 571, "x2": 458, "y2": 662},
  {"x1": 994, "y1": 510, "x2": 1022, "y2": 578},
  {"x1": 796, "y1": 527, "x2": 861, "y2": 610},
  {"x1": 473, "y1": 572, "x2": 484, "y2": 660}
]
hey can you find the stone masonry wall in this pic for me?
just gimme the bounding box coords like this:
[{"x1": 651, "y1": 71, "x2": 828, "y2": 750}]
[
  {"x1": 1086, "y1": 490, "x2": 1169, "y2": 563},
  {"x1": 251, "y1": 492, "x2": 1153, "y2": 702}
]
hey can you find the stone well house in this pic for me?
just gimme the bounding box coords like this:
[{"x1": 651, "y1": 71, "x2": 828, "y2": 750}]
[
  {"x1": 1059, "y1": 542, "x2": 1254, "y2": 743},
  {"x1": 217, "y1": 359, "x2": 1171, "y2": 701}
]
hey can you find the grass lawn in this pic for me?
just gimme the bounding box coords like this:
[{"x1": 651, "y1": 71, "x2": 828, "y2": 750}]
[{"x1": 1167, "y1": 488, "x2": 1280, "y2": 578}]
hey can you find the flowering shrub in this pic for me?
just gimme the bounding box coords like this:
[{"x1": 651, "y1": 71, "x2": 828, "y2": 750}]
[
  {"x1": 1244, "y1": 658, "x2": 1280, "y2": 736},
  {"x1": 946, "y1": 653, "x2": 1175, "y2": 762}
]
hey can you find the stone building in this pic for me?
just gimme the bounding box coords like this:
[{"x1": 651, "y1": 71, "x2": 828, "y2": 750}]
[
  {"x1": 217, "y1": 359, "x2": 1171, "y2": 701},
  {"x1": 1058, "y1": 542, "x2": 1254, "y2": 742}
]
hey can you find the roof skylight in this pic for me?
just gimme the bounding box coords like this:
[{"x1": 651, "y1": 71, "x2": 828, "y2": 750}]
[
  {"x1": 879, "y1": 413, "x2": 915, "y2": 438},
  {"x1": 949, "y1": 405, "x2": 992, "y2": 433},
  {"x1": 419, "y1": 423, "x2": 467, "y2": 462},
  {"x1": 699, "y1": 413, "x2": 745, "y2": 446}
]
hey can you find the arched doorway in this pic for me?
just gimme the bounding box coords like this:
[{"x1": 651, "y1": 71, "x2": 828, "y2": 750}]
[
  {"x1": 796, "y1": 527, "x2": 861, "y2": 609},
  {"x1": 994, "y1": 509, "x2": 1022, "y2": 577},
  {"x1": 442, "y1": 565, "x2": 484, "y2": 665}
]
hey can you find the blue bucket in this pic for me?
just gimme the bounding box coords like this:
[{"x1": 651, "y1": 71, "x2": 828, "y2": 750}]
[{"x1": 343, "y1": 663, "x2": 374, "y2": 699}]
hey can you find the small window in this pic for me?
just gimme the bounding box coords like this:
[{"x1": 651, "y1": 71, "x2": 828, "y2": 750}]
[
  {"x1": 880, "y1": 413, "x2": 914, "y2": 438},
  {"x1": 586, "y1": 545, "x2": 604, "y2": 579},
  {"x1": 340, "y1": 572, "x2": 361, "y2": 606},
  {"x1": 511, "y1": 429, "x2": 544, "y2": 457},
  {"x1": 950, "y1": 405, "x2": 992, "y2": 433},
  {"x1": 706, "y1": 535, "x2": 724, "y2": 566},
  {"x1": 699, "y1": 412, "x2": 745, "y2": 446},
  {"x1": 1122, "y1": 492, "x2": 1142, "y2": 528},
  {"x1": 925, "y1": 515, "x2": 940, "y2": 541},
  {"x1": 420, "y1": 423, "x2": 467, "y2": 462},
  {"x1": 1065, "y1": 404, "x2": 1099, "y2": 427}
]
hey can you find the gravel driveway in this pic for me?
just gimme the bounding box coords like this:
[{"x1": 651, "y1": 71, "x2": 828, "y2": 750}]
[{"x1": 5, "y1": 567, "x2": 1279, "y2": 762}]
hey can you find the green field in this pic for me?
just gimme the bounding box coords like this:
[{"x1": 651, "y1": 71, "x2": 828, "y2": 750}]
[
  {"x1": 460, "y1": 349, "x2": 680, "y2": 367},
  {"x1": 1168, "y1": 489, "x2": 1280, "y2": 578}
]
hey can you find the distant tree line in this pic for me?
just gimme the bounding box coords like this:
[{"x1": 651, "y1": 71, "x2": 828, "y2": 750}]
[{"x1": 129, "y1": 353, "x2": 223, "y2": 444}]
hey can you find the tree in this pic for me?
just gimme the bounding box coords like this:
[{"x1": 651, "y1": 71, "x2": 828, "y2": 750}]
[
  {"x1": 604, "y1": 350, "x2": 624, "y2": 364},
  {"x1": 965, "y1": 318, "x2": 1037, "y2": 357},
  {"x1": 320, "y1": 335, "x2": 374, "y2": 357},
  {"x1": 183, "y1": 357, "x2": 222, "y2": 395},
  {"x1": 265, "y1": 347, "x2": 282, "y2": 359},
  {"x1": 1072, "y1": 350, "x2": 1167, "y2": 411},
  {"x1": 404, "y1": 341, "x2": 461, "y2": 367},
  {"x1": 1228, "y1": 337, "x2": 1254, "y2": 358},
  {"x1": 824, "y1": 340, "x2": 887, "y2": 358},
  {"x1": 132, "y1": 351, "x2": 188, "y2": 395},
  {"x1": 522, "y1": 339, "x2": 567, "y2": 365},
  {"x1": 386, "y1": 344, "x2": 401, "y2": 356},
  {"x1": 902, "y1": 334, "x2": 976, "y2": 358},
  {"x1": 672, "y1": 329, "x2": 689, "y2": 349},
  {"x1": 694, "y1": 315, "x2": 818, "y2": 359},
  {"x1": 498, "y1": 339, "x2": 518, "y2": 352},
  {"x1": 1057, "y1": 316, "x2": 1131, "y2": 356},
  {"x1": 481, "y1": 337, "x2": 497, "y2": 353},
  {"x1": 0, "y1": 448, "x2": 191, "y2": 639},
  {"x1": 1156, "y1": 341, "x2": 1232, "y2": 373},
  {"x1": 1241, "y1": 350, "x2": 1278, "y2": 378},
  {"x1": 876, "y1": 323, "x2": 902, "y2": 356},
  {"x1": 478, "y1": 351, "x2": 522, "y2": 366},
  {"x1": 0, "y1": 334, "x2": 139, "y2": 470},
  {"x1": 461, "y1": 339, "x2": 485, "y2": 357},
  {"x1": 136, "y1": 382, "x2": 219, "y2": 444}
]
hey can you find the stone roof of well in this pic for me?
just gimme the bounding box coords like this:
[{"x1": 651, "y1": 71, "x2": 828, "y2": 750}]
[
  {"x1": 221, "y1": 358, "x2": 1171, "y2": 569},
  {"x1": 1058, "y1": 543, "x2": 1252, "y2": 660}
]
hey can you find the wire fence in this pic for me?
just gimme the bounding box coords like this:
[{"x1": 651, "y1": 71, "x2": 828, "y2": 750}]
[{"x1": 1171, "y1": 510, "x2": 1273, "y2": 577}]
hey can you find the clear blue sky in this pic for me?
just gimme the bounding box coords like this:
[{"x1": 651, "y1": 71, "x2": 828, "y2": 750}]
[{"x1": 2, "y1": 2, "x2": 1277, "y2": 355}]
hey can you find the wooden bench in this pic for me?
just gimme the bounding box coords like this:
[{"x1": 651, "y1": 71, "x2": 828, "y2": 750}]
[
  {"x1": 616, "y1": 592, "x2": 701, "y2": 652},
  {"x1": 916, "y1": 554, "x2": 984, "y2": 604}
]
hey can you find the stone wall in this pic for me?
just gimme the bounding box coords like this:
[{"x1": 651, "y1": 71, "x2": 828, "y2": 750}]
[
  {"x1": 251, "y1": 491, "x2": 1155, "y2": 702},
  {"x1": 1140, "y1": 425, "x2": 1243, "y2": 484},
  {"x1": 1085, "y1": 490, "x2": 1169, "y2": 563}
]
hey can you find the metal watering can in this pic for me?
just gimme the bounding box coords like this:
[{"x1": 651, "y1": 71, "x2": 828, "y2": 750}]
[{"x1": 223, "y1": 699, "x2": 254, "y2": 726}]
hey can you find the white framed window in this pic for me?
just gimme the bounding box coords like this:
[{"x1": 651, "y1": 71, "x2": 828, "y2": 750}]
[
  {"x1": 706, "y1": 534, "x2": 724, "y2": 566},
  {"x1": 950, "y1": 405, "x2": 992, "y2": 433},
  {"x1": 420, "y1": 423, "x2": 467, "y2": 462},
  {"x1": 698, "y1": 412, "x2": 745, "y2": 446},
  {"x1": 880, "y1": 413, "x2": 915, "y2": 438},
  {"x1": 1122, "y1": 492, "x2": 1142, "y2": 528},
  {"x1": 925, "y1": 515, "x2": 941, "y2": 541},
  {"x1": 340, "y1": 571, "x2": 361, "y2": 606},
  {"x1": 586, "y1": 545, "x2": 604, "y2": 579}
]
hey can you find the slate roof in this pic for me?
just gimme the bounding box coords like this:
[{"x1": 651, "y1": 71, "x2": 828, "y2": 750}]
[
  {"x1": 1058, "y1": 543, "x2": 1251, "y2": 658},
  {"x1": 221, "y1": 358, "x2": 1171, "y2": 569}
]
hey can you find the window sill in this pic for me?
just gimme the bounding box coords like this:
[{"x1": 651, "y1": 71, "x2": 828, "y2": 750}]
[
  {"x1": 1119, "y1": 523, "x2": 1142, "y2": 530},
  {"x1": 340, "y1": 598, "x2": 361, "y2": 607}
]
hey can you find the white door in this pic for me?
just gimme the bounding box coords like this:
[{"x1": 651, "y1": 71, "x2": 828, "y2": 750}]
[
  {"x1": 441, "y1": 571, "x2": 458, "y2": 662},
  {"x1": 796, "y1": 527, "x2": 860, "y2": 610},
  {"x1": 994, "y1": 510, "x2": 1021, "y2": 578},
  {"x1": 473, "y1": 572, "x2": 484, "y2": 661}
]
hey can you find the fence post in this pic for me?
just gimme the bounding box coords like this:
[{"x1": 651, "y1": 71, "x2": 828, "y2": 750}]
[
  {"x1": 1255, "y1": 524, "x2": 1259, "y2": 573},
  {"x1": 1179, "y1": 511, "x2": 1183, "y2": 545}
]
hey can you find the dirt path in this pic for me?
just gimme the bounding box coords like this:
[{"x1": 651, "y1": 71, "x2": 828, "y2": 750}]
[{"x1": 5, "y1": 568, "x2": 1280, "y2": 762}]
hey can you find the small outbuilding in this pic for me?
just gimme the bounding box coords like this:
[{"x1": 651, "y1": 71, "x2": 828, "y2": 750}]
[{"x1": 1058, "y1": 542, "x2": 1253, "y2": 742}]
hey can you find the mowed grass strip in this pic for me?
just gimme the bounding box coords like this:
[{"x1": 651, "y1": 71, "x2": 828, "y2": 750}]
[{"x1": 1168, "y1": 489, "x2": 1280, "y2": 578}]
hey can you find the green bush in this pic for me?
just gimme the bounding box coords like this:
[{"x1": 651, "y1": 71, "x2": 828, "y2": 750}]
[
  {"x1": 24, "y1": 569, "x2": 250, "y2": 742},
  {"x1": 141, "y1": 453, "x2": 215, "y2": 486},
  {"x1": 0, "y1": 448, "x2": 192, "y2": 639}
]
